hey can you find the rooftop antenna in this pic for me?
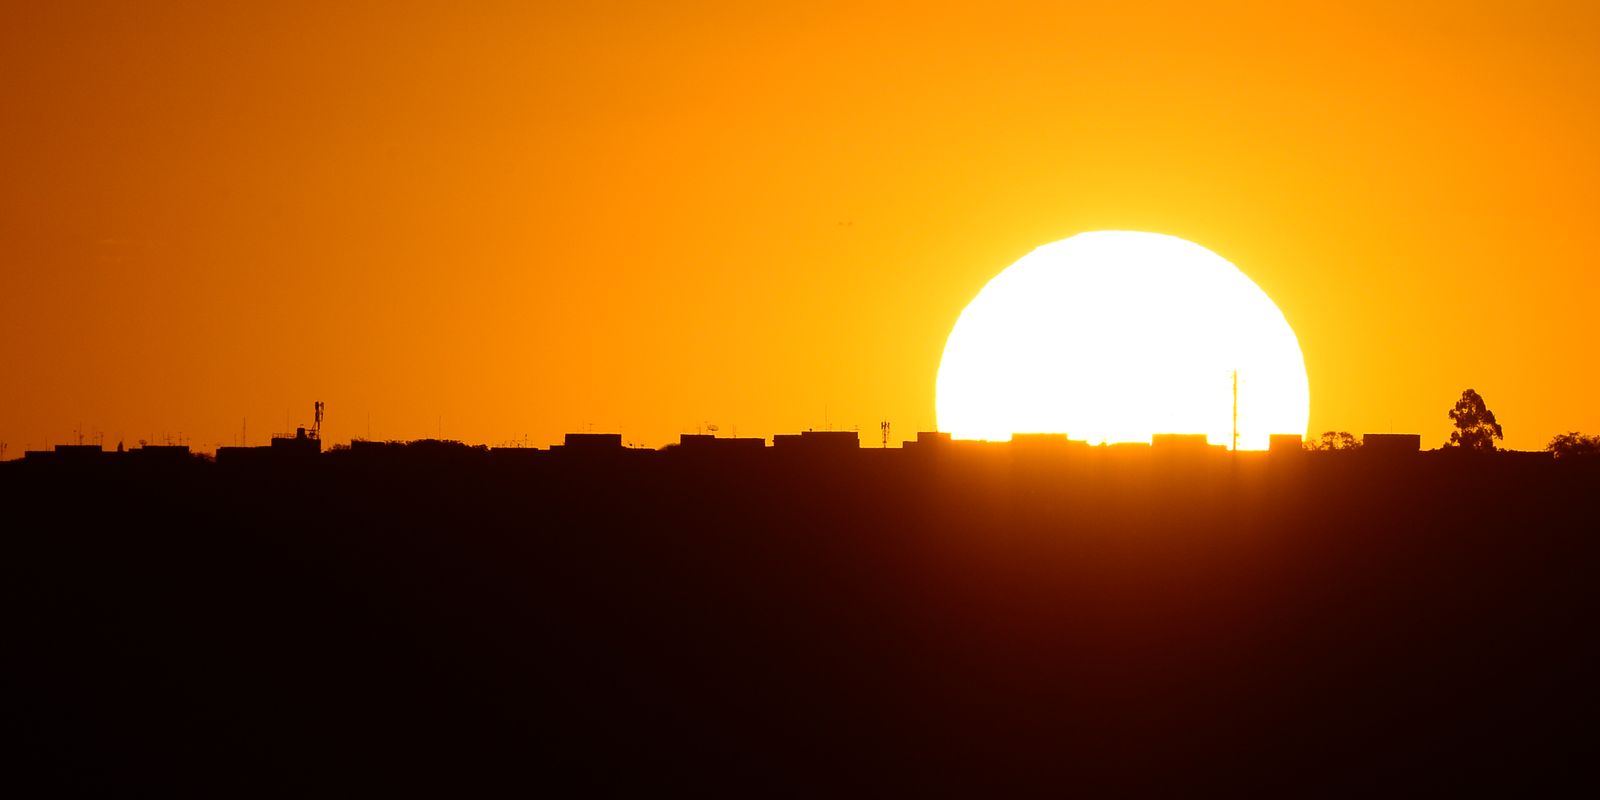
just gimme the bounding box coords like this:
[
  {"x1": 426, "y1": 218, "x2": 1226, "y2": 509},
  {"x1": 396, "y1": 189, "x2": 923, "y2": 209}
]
[
  {"x1": 312, "y1": 401, "x2": 324, "y2": 440},
  {"x1": 1232, "y1": 369, "x2": 1239, "y2": 452},
  {"x1": 880, "y1": 420, "x2": 890, "y2": 448}
]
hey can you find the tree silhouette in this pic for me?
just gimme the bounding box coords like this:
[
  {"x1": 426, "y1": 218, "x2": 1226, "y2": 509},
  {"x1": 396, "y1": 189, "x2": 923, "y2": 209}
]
[
  {"x1": 1305, "y1": 431, "x2": 1360, "y2": 451},
  {"x1": 1547, "y1": 432, "x2": 1600, "y2": 460},
  {"x1": 1446, "y1": 389, "x2": 1503, "y2": 451}
]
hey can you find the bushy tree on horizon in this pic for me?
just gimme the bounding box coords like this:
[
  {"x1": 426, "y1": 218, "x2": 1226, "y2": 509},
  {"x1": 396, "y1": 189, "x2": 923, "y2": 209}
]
[
  {"x1": 1304, "y1": 431, "x2": 1360, "y2": 451},
  {"x1": 1446, "y1": 389, "x2": 1503, "y2": 451},
  {"x1": 1547, "y1": 431, "x2": 1600, "y2": 460}
]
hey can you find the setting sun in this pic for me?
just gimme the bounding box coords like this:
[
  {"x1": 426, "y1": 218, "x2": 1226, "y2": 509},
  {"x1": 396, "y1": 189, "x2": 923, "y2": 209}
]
[{"x1": 936, "y1": 231, "x2": 1309, "y2": 448}]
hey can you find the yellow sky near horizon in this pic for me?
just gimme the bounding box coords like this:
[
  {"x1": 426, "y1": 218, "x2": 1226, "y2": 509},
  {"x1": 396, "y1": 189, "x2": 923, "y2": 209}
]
[{"x1": 3, "y1": 1, "x2": 1598, "y2": 452}]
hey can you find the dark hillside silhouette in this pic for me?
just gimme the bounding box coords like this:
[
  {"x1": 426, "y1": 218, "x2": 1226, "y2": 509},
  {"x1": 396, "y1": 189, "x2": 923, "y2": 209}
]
[{"x1": 8, "y1": 441, "x2": 1600, "y2": 793}]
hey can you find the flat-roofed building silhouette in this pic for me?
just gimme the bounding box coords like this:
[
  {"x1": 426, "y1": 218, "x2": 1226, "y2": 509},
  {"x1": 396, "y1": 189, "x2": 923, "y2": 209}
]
[
  {"x1": 23, "y1": 444, "x2": 110, "y2": 464},
  {"x1": 271, "y1": 427, "x2": 321, "y2": 456},
  {"x1": 1010, "y1": 433, "x2": 1090, "y2": 454},
  {"x1": 557, "y1": 433, "x2": 623, "y2": 450},
  {"x1": 902, "y1": 431, "x2": 951, "y2": 450},
  {"x1": 1152, "y1": 433, "x2": 1219, "y2": 452},
  {"x1": 1106, "y1": 441, "x2": 1152, "y2": 451},
  {"x1": 487, "y1": 446, "x2": 546, "y2": 464},
  {"x1": 1269, "y1": 434, "x2": 1304, "y2": 454},
  {"x1": 216, "y1": 428, "x2": 319, "y2": 465},
  {"x1": 129, "y1": 445, "x2": 193, "y2": 464},
  {"x1": 772, "y1": 431, "x2": 858, "y2": 451},
  {"x1": 675, "y1": 434, "x2": 765, "y2": 453},
  {"x1": 56, "y1": 444, "x2": 107, "y2": 456},
  {"x1": 1011, "y1": 433, "x2": 1065, "y2": 444},
  {"x1": 551, "y1": 432, "x2": 645, "y2": 462},
  {"x1": 340, "y1": 439, "x2": 485, "y2": 464},
  {"x1": 214, "y1": 445, "x2": 265, "y2": 465}
]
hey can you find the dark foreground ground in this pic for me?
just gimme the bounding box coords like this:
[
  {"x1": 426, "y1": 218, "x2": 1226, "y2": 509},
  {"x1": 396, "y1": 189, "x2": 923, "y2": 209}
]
[{"x1": 8, "y1": 445, "x2": 1599, "y2": 794}]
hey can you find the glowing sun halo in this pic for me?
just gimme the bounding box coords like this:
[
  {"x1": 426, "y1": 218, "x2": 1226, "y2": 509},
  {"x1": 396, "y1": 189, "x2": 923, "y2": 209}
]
[{"x1": 936, "y1": 231, "x2": 1310, "y2": 449}]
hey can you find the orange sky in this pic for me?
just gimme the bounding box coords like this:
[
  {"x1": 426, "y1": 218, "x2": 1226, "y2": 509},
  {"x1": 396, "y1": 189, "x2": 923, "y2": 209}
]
[{"x1": 4, "y1": 1, "x2": 1598, "y2": 453}]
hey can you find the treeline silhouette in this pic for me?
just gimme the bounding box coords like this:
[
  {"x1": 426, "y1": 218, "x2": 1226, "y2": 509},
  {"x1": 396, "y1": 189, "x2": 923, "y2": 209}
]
[{"x1": 9, "y1": 442, "x2": 1600, "y2": 793}]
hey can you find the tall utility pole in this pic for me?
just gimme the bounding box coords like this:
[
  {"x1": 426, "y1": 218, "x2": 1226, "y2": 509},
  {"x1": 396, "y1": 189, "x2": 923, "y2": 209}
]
[{"x1": 1232, "y1": 370, "x2": 1239, "y2": 452}]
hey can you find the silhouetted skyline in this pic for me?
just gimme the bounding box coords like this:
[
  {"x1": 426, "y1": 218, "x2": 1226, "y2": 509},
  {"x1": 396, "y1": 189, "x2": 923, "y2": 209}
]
[{"x1": 12, "y1": 419, "x2": 1599, "y2": 792}]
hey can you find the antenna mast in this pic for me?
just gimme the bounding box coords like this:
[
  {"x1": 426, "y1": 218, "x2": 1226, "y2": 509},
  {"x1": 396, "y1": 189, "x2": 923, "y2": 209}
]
[
  {"x1": 312, "y1": 401, "x2": 324, "y2": 440},
  {"x1": 880, "y1": 420, "x2": 890, "y2": 448},
  {"x1": 1231, "y1": 370, "x2": 1239, "y2": 452}
]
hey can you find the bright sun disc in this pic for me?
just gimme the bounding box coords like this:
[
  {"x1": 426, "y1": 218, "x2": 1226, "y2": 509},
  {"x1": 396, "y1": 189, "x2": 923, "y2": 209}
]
[{"x1": 936, "y1": 231, "x2": 1309, "y2": 449}]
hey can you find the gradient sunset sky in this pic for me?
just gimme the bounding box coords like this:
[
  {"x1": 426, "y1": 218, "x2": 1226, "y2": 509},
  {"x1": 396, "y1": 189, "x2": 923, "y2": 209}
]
[{"x1": 3, "y1": 2, "x2": 1597, "y2": 452}]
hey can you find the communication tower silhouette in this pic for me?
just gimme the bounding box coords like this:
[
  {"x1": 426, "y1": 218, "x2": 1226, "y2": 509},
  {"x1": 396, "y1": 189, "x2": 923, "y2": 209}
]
[{"x1": 1232, "y1": 370, "x2": 1239, "y2": 452}]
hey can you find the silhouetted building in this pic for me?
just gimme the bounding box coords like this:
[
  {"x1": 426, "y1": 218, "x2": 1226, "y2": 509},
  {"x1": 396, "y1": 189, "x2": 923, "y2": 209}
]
[
  {"x1": 271, "y1": 427, "x2": 321, "y2": 456},
  {"x1": 1152, "y1": 433, "x2": 1219, "y2": 452},
  {"x1": 675, "y1": 434, "x2": 765, "y2": 453},
  {"x1": 129, "y1": 445, "x2": 193, "y2": 465},
  {"x1": 772, "y1": 431, "x2": 859, "y2": 451},
  {"x1": 1361, "y1": 433, "x2": 1421, "y2": 454},
  {"x1": 1269, "y1": 434, "x2": 1304, "y2": 454},
  {"x1": 56, "y1": 444, "x2": 106, "y2": 456},
  {"x1": 214, "y1": 446, "x2": 263, "y2": 466},
  {"x1": 1011, "y1": 432, "x2": 1064, "y2": 445},
  {"x1": 949, "y1": 439, "x2": 1012, "y2": 456},
  {"x1": 339, "y1": 439, "x2": 485, "y2": 464},
  {"x1": 902, "y1": 431, "x2": 951, "y2": 450},
  {"x1": 216, "y1": 429, "x2": 319, "y2": 466},
  {"x1": 23, "y1": 444, "x2": 110, "y2": 465},
  {"x1": 561, "y1": 433, "x2": 622, "y2": 450},
  {"x1": 1010, "y1": 433, "x2": 1090, "y2": 455},
  {"x1": 550, "y1": 433, "x2": 642, "y2": 462},
  {"x1": 487, "y1": 446, "x2": 546, "y2": 464}
]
